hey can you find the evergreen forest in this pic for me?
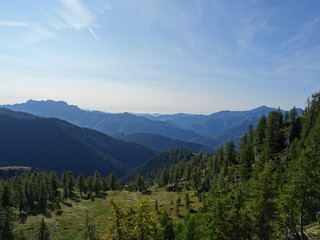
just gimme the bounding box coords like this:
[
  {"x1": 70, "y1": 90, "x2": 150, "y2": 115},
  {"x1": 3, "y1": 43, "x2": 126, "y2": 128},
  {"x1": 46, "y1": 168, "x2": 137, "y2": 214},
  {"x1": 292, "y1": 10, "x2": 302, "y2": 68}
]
[{"x1": 0, "y1": 92, "x2": 320, "y2": 239}]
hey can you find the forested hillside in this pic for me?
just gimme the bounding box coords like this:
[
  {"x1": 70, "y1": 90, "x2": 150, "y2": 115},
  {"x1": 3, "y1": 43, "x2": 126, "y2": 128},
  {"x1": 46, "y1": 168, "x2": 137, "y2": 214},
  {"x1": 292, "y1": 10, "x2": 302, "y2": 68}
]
[
  {"x1": 0, "y1": 108, "x2": 157, "y2": 176},
  {"x1": 0, "y1": 93, "x2": 319, "y2": 239},
  {"x1": 146, "y1": 93, "x2": 320, "y2": 239},
  {"x1": 119, "y1": 132, "x2": 213, "y2": 153}
]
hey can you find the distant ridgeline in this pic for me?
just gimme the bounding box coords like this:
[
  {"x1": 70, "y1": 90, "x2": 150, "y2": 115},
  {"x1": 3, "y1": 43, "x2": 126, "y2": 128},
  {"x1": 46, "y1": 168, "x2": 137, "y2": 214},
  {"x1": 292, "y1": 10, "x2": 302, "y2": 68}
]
[
  {"x1": 2, "y1": 100, "x2": 302, "y2": 150},
  {"x1": 0, "y1": 166, "x2": 32, "y2": 179}
]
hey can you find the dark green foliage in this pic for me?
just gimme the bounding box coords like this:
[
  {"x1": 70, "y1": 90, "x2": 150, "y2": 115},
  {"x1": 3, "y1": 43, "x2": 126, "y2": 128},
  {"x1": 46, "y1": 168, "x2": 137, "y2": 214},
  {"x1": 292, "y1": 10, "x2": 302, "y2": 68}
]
[
  {"x1": 239, "y1": 132, "x2": 254, "y2": 181},
  {"x1": 158, "y1": 212, "x2": 174, "y2": 240},
  {"x1": 184, "y1": 193, "x2": 190, "y2": 211},
  {"x1": 261, "y1": 110, "x2": 284, "y2": 162},
  {"x1": 175, "y1": 214, "x2": 203, "y2": 240},
  {"x1": 0, "y1": 169, "x2": 118, "y2": 215},
  {"x1": 224, "y1": 141, "x2": 237, "y2": 166},
  {"x1": 139, "y1": 92, "x2": 320, "y2": 239},
  {"x1": 77, "y1": 173, "x2": 87, "y2": 197},
  {"x1": 175, "y1": 197, "x2": 180, "y2": 215},
  {"x1": 123, "y1": 148, "x2": 194, "y2": 182},
  {"x1": 37, "y1": 218, "x2": 50, "y2": 240},
  {"x1": 133, "y1": 175, "x2": 146, "y2": 192},
  {"x1": 253, "y1": 115, "x2": 267, "y2": 156},
  {"x1": 247, "y1": 161, "x2": 279, "y2": 240},
  {"x1": 92, "y1": 171, "x2": 103, "y2": 197},
  {"x1": 0, "y1": 208, "x2": 15, "y2": 240},
  {"x1": 1, "y1": 184, "x2": 11, "y2": 208},
  {"x1": 104, "y1": 173, "x2": 120, "y2": 191}
]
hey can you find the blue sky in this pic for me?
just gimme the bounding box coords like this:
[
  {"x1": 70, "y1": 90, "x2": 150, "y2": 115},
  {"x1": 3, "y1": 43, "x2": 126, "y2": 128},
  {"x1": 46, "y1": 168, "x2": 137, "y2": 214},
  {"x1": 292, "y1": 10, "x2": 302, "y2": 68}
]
[{"x1": 0, "y1": 0, "x2": 319, "y2": 113}]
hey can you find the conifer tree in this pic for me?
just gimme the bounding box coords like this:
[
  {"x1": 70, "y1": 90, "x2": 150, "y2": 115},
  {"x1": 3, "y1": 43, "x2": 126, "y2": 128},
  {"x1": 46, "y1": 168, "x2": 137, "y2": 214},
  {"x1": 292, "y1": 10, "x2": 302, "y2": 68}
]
[
  {"x1": 0, "y1": 208, "x2": 15, "y2": 240},
  {"x1": 37, "y1": 218, "x2": 50, "y2": 240},
  {"x1": 185, "y1": 193, "x2": 190, "y2": 211},
  {"x1": 158, "y1": 212, "x2": 174, "y2": 240},
  {"x1": 93, "y1": 171, "x2": 102, "y2": 197},
  {"x1": 175, "y1": 197, "x2": 181, "y2": 215},
  {"x1": 262, "y1": 110, "x2": 284, "y2": 162},
  {"x1": 224, "y1": 141, "x2": 236, "y2": 167},
  {"x1": 247, "y1": 161, "x2": 279, "y2": 240},
  {"x1": 253, "y1": 115, "x2": 267, "y2": 157},
  {"x1": 82, "y1": 211, "x2": 99, "y2": 240},
  {"x1": 1, "y1": 183, "x2": 11, "y2": 208},
  {"x1": 239, "y1": 133, "x2": 254, "y2": 181},
  {"x1": 77, "y1": 173, "x2": 86, "y2": 197}
]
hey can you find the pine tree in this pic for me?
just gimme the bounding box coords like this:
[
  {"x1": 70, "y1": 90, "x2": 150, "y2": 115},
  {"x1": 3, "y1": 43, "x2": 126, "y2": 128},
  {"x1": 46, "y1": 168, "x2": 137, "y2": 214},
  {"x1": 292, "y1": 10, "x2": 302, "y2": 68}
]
[
  {"x1": 77, "y1": 173, "x2": 86, "y2": 197},
  {"x1": 281, "y1": 109, "x2": 320, "y2": 239},
  {"x1": 155, "y1": 199, "x2": 159, "y2": 212},
  {"x1": 105, "y1": 173, "x2": 117, "y2": 191},
  {"x1": 176, "y1": 214, "x2": 202, "y2": 240},
  {"x1": 158, "y1": 212, "x2": 174, "y2": 240},
  {"x1": 1, "y1": 183, "x2": 11, "y2": 208},
  {"x1": 239, "y1": 133, "x2": 254, "y2": 181},
  {"x1": 66, "y1": 171, "x2": 74, "y2": 198},
  {"x1": 247, "y1": 161, "x2": 279, "y2": 240},
  {"x1": 37, "y1": 218, "x2": 50, "y2": 240},
  {"x1": 175, "y1": 197, "x2": 181, "y2": 216},
  {"x1": 93, "y1": 171, "x2": 102, "y2": 197},
  {"x1": 253, "y1": 115, "x2": 267, "y2": 157},
  {"x1": 0, "y1": 208, "x2": 15, "y2": 240},
  {"x1": 185, "y1": 193, "x2": 190, "y2": 211},
  {"x1": 135, "y1": 175, "x2": 146, "y2": 192},
  {"x1": 82, "y1": 211, "x2": 99, "y2": 240},
  {"x1": 224, "y1": 141, "x2": 236, "y2": 166},
  {"x1": 49, "y1": 172, "x2": 59, "y2": 203},
  {"x1": 260, "y1": 110, "x2": 284, "y2": 164}
]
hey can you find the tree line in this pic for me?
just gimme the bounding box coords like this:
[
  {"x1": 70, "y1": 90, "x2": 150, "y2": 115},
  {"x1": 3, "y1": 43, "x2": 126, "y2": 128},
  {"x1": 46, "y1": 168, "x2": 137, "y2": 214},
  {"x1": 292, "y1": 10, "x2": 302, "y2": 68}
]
[{"x1": 1, "y1": 92, "x2": 320, "y2": 239}]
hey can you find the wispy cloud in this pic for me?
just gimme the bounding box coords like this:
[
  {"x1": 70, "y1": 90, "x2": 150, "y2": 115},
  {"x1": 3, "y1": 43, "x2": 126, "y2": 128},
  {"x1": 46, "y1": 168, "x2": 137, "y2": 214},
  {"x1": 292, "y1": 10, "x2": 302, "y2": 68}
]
[
  {"x1": 50, "y1": 0, "x2": 99, "y2": 39},
  {"x1": 0, "y1": 21, "x2": 29, "y2": 27},
  {"x1": 282, "y1": 15, "x2": 320, "y2": 47},
  {"x1": 88, "y1": 27, "x2": 99, "y2": 40}
]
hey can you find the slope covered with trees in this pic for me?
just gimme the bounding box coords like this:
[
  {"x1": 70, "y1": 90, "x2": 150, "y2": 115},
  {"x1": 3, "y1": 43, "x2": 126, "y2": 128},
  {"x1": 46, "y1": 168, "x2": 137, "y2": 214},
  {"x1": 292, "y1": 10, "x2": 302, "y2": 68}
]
[
  {"x1": 122, "y1": 148, "x2": 194, "y2": 183},
  {"x1": 0, "y1": 108, "x2": 157, "y2": 177},
  {"x1": 0, "y1": 93, "x2": 318, "y2": 239},
  {"x1": 144, "y1": 93, "x2": 320, "y2": 239},
  {"x1": 120, "y1": 132, "x2": 213, "y2": 153}
]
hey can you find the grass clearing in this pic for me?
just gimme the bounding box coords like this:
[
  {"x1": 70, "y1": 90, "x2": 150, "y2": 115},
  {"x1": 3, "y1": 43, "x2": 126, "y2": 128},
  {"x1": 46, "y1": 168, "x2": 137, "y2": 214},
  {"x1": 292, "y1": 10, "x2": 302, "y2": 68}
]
[{"x1": 14, "y1": 188, "x2": 201, "y2": 239}]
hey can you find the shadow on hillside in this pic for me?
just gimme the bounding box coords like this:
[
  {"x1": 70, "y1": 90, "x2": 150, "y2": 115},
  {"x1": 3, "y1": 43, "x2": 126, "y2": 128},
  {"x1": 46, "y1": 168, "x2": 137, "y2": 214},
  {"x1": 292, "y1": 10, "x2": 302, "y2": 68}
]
[
  {"x1": 19, "y1": 213, "x2": 28, "y2": 224},
  {"x1": 63, "y1": 202, "x2": 73, "y2": 207}
]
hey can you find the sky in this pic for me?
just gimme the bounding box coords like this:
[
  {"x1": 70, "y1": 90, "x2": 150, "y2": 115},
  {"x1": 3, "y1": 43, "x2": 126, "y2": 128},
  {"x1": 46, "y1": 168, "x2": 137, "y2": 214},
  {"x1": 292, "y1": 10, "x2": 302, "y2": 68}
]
[{"x1": 0, "y1": 0, "x2": 320, "y2": 114}]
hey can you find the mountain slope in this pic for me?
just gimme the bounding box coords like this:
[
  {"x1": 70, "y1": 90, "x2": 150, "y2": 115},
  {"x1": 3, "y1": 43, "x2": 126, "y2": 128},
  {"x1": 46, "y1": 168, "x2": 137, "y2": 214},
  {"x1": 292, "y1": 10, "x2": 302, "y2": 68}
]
[
  {"x1": 3, "y1": 100, "x2": 302, "y2": 149},
  {"x1": 3, "y1": 100, "x2": 206, "y2": 144},
  {"x1": 122, "y1": 148, "x2": 194, "y2": 182},
  {"x1": 0, "y1": 108, "x2": 157, "y2": 176},
  {"x1": 120, "y1": 132, "x2": 214, "y2": 153}
]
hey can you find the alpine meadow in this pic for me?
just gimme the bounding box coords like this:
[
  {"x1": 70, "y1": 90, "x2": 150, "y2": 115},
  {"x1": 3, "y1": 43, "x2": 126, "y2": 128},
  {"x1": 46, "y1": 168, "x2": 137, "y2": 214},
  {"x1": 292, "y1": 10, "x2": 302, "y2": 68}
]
[{"x1": 1, "y1": 0, "x2": 320, "y2": 240}]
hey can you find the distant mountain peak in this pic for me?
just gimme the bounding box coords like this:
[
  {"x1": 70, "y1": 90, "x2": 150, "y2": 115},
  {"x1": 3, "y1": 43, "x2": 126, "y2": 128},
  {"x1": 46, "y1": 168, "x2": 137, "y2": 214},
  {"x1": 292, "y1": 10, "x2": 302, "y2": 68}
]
[{"x1": 26, "y1": 99, "x2": 78, "y2": 108}]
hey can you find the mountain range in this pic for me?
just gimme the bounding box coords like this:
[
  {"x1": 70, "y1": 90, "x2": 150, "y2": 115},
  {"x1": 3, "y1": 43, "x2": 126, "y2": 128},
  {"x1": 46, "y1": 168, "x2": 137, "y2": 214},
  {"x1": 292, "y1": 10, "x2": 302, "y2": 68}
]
[
  {"x1": 0, "y1": 108, "x2": 157, "y2": 177},
  {"x1": 2, "y1": 100, "x2": 302, "y2": 150}
]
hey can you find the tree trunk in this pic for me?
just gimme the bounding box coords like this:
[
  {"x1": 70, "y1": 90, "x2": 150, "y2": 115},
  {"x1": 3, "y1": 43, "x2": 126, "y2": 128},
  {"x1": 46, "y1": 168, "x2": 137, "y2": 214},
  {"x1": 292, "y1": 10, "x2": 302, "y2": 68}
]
[{"x1": 300, "y1": 212, "x2": 304, "y2": 240}]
